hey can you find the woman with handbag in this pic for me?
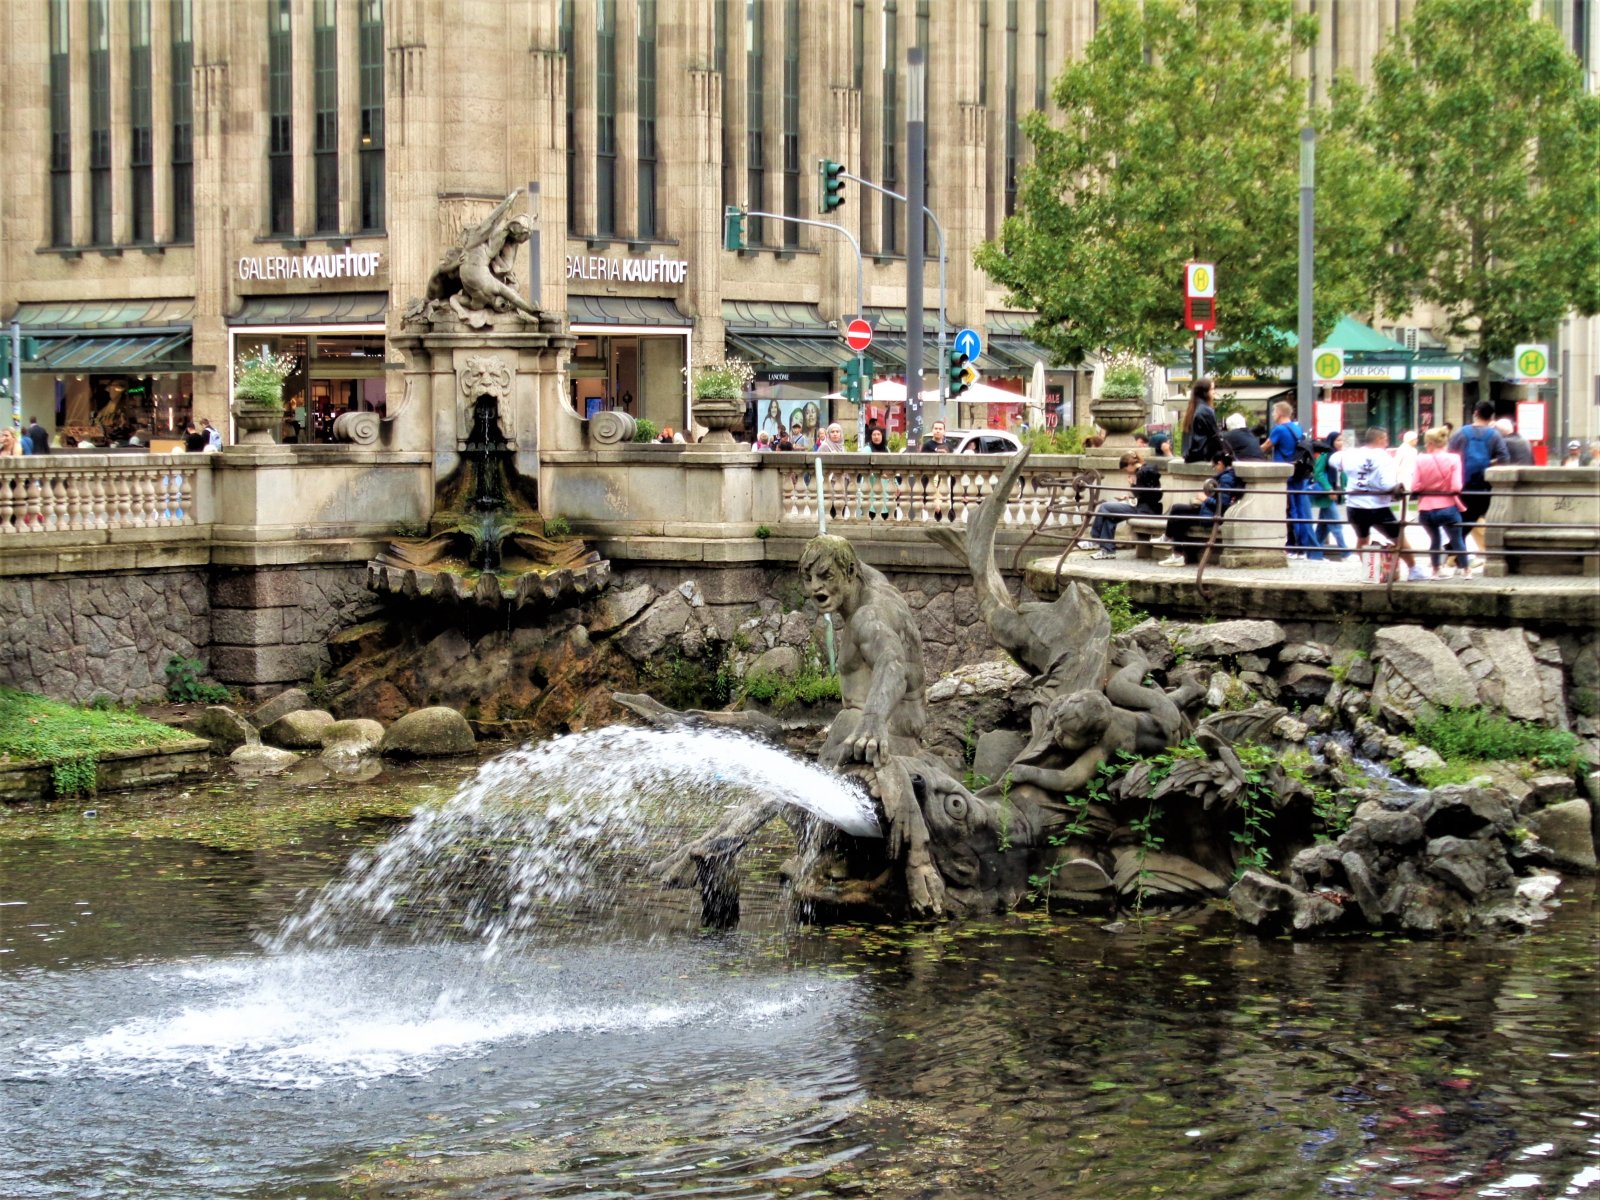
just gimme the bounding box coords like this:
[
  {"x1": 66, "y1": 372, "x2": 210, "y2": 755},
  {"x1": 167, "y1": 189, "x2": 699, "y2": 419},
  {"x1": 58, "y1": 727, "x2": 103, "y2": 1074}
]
[{"x1": 1413, "y1": 426, "x2": 1472, "y2": 580}]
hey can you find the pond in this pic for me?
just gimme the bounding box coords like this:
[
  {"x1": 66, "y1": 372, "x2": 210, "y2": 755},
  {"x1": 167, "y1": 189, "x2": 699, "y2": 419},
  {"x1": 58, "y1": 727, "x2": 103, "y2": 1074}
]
[{"x1": 1, "y1": 742, "x2": 1596, "y2": 1200}]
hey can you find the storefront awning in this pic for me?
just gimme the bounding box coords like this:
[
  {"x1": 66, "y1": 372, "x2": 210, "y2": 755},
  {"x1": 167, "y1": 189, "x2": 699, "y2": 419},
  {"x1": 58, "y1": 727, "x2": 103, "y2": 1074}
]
[
  {"x1": 570, "y1": 295, "x2": 691, "y2": 326},
  {"x1": 726, "y1": 332, "x2": 845, "y2": 371},
  {"x1": 24, "y1": 331, "x2": 197, "y2": 374},
  {"x1": 8, "y1": 297, "x2": 195, "y2": 334},
  {"x1": 229, "y1": 292, "x2": 389, "y2": 325}
]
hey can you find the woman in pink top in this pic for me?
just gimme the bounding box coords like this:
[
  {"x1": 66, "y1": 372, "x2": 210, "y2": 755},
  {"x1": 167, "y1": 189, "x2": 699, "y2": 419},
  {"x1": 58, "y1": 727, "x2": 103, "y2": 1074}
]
[{"x1": 1412, "y1": 426, "x2": 1471, "y2": 579}]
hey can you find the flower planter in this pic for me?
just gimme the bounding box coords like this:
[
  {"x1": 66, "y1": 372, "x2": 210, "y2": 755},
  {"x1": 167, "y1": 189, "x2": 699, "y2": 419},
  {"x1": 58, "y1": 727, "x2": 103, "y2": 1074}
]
[
  {"x1": 234, "y1": 401, "x2": 282, "y2": 445},
  {"x1": 693, "y1": 393, "x2": 743, "y2": 444}
]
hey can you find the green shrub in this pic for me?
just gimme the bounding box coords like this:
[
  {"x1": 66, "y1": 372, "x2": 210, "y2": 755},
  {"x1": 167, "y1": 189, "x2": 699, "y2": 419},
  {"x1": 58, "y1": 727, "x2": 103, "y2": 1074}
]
[
  {"x1": 738, "y1": 654, "x2": 841, "y2": 711},
  {"x1": 543, "y1": 515, "x2": 573, "y2": 538},
  {"x1": 1412, "y1": 706, "x2": 1580, "y2": 772},
  {"x1": 0, "y1": 687, "x2": 191, "y2": 797},
  {"x1": 754, "y1": 525, "x2": 772, "y2": 540},
  {"x1": 1098, "y1": 582, "x2": 1148, "y2": 636},
  {"x1": 1022, "y1": 424, "x2": 1090, "y2": 455},
  {"x1": 633, "y1": 418, "x2": 660, "y2": 444},
  {"x1": 163, "y1": 655, "x2": 232, "y2": 704},
  {"x1": 640, "y1": 646, "x2": 736, "y2": 711}
]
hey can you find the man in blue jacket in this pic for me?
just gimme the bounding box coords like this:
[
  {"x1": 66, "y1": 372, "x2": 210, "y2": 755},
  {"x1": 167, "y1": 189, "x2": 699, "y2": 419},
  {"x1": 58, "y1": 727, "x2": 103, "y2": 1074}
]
[{"x1": 1265, "y1": 400, "x2": 1319, "y2": 560}]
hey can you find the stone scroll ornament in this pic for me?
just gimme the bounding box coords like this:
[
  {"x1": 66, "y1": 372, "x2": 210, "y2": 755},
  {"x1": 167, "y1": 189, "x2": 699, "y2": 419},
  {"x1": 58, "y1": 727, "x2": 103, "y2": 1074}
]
[
  {"x1": 331, "y1": 411, "x2": 380, "y2": 446},
  {"x1": 402, "y1": 192, "x2": 543, "y2": 329},
  {"x1": 588, "y1": 411, "x2": 638, "y2": 446}
]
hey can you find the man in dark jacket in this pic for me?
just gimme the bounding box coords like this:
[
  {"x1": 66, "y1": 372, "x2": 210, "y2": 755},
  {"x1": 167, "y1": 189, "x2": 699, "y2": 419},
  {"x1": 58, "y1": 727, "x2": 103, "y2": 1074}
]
[
  {"x1": 25, "y1": 416, "x2": 49, "y2": 454},
  {"x1": 1222, "y1": 412, "x2": 1265, "y2": 461},
  {"x1": 1493, "y1": 418, "x2": 1534, "y2": 466}
]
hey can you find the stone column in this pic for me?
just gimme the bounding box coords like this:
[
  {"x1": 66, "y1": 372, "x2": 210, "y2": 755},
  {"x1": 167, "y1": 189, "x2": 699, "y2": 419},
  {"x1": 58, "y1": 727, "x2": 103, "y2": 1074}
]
[
  {"x1": 292, "y1": 0, "x2": 314, "y2": 234},
  {"x1": 615, "y1": 0, "x2": 639, "y2": 242},
  {"x1": 188, "y1": 0, "x2": 242, "y2": 426},
  {"x1": 572, "y1": 0, "x2": 598, "y2": 236},
  {"x1": 150, "y1": 0, "x2": 172, "y2": 244},
  {"x1": 108, "y1": 0, "x2": 130, "y2": 245}
]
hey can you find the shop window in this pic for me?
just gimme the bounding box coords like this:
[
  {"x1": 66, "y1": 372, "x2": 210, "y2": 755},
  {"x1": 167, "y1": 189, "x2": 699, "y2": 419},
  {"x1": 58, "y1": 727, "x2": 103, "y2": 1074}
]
[{"x1": 235, "y1": 332, "x2": 387, "y2": 444}]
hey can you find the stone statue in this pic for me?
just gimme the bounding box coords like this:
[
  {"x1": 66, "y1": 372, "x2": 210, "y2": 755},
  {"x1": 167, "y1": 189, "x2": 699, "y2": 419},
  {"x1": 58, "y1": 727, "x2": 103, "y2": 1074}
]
[{"x1": 405, "y1": 192, "x2": 542, "y2": 328}]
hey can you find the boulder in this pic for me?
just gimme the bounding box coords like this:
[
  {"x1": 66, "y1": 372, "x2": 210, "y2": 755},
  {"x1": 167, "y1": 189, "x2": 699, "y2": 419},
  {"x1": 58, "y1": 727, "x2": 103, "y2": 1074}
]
[
  {"x1": 250, "y1": 687, "x2": 311, "y2": 730},
  {"x1": 1413, "y1": 786, "x2": 1514, "y2": 840},
  {"x1": 228, "y1": 743, "x2": 299, "y2": 772},
  {"x1": 1463, "y1": 627, "x2": 1568, "y2": 729},
  {"x1": 189, "y1": 705, "x2": 257, "y2": 753},
  {"x1": 1279, "y1": 663, "x2": 1335, "y2": 707},
  {"x1": 1423, "y1": 835, "x2": 1512, "y2": 899},
  {"x1": 1171, "y1": 619, "x2": 1285, "y2": 660},
  {"x1": 922, "y1": 660, "x2": 1033, "y2": 756},
  {"x1": 973, "y1": 730, "x2": 1028, "y2": 785},
  {"x1": 589, "y1": 584, "x2": 656, "y2": 636},
  {"x1": 1361, "y1": 809, "x2": 1426, "y2": 848},
  {"x1": 261, "y1": 708, "x2": 335, "y2": 749},
  {"x1": 1229, "y1": 870, "x2": 1344, "y2": 933},
  {"x1": 1521, "y1": 773, "x2": 1578, "y2": 811},
  {"x1": 616, "y1": 589, "x2": 695, "y2": 662},
  {"x1": 1279, "y1": 642, "x2": 1333, "y2": 666},
  {"x1": 381, "y1": 706, "x2": 476, "y2": 757},
  {"x1": 320, "y1": 718, "x2": 385, "y2": 756},
  {"x1": 1371, "y1": 626, "x2": 1479, "y2": 727},
  {"x1": 748, "y1": 645, "x2": 802, "y2": 678},
  {"x1": 1398, "y1": 745, "x2": 1446, "y2": 778},
  {"x1": 1522, "y1": 799, "x2": 1597, "y2": 870},
  {"x1": 1113, "y1": 619, "x2": 1175, "y2": 672}
]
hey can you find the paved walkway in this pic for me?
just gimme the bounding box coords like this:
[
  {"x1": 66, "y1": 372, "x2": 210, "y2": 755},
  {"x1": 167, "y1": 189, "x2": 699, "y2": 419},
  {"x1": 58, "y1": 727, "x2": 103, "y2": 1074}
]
[{"x1": 1025, "y1": 550, "x2": 1598, "y2": 625}]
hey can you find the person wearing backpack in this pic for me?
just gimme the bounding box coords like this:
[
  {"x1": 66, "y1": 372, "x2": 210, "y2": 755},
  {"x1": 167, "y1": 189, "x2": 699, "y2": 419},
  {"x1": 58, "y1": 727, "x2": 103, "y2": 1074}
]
[
  {"x1": 1266, "y1": 400, "x2": 1321, "y2": 560},
  {"x1": 1447, "y1": 400, "x2": 1508, "y2": 556}
]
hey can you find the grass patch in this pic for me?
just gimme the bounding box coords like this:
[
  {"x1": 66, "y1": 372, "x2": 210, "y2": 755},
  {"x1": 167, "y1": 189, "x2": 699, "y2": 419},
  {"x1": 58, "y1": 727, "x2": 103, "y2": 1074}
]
[
  {"x1": 1416, "y1": 760, "x2": 1501, "y2": 790},
  {"x1": 0, "y1": 688, "x2": 193, "y2": 797},
  {"x1": 1412, "y1": 706, "x2": 1580, "y2": 773},
  {"x1": 738, "y1": 655, "x2": 842, "y2": 711}
]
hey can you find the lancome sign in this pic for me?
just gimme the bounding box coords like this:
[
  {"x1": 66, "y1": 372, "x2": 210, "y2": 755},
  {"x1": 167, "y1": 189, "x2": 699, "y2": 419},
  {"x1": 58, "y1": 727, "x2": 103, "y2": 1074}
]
[
  {"x1": 237, "y1": 247, "x2": 383, "y2": 281},
  {"x1": 566, "y1": 252, "x2": 688, "y2": 284}
]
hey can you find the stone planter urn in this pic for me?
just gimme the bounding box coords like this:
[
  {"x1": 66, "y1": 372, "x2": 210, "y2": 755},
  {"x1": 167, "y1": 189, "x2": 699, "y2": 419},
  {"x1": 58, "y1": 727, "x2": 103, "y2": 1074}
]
[
  {"x1": 693, "y1": 391, "x2": 743, "y2": 444},
  {"x1": 1091, "y1": 363, "x2": 1148, "y2": 451},
  {"x1": 233, "y1": 400, "x2": 282, "y2": 445}
]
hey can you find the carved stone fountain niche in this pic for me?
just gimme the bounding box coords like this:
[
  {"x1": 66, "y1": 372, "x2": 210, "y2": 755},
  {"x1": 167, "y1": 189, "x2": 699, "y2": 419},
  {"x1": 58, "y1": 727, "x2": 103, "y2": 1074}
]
[{"x1": 369, "y1": 193, "x2": 608, "y2": 610}]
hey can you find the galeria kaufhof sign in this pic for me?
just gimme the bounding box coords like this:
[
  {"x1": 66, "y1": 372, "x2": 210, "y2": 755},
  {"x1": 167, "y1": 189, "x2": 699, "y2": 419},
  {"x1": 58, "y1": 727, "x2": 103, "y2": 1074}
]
[
  {"x1": 237, "y1": 248, "x2": 383, "y2": 281},
  {"x1": 566, "y1": 253, "x2": 688, "y2": 284}
]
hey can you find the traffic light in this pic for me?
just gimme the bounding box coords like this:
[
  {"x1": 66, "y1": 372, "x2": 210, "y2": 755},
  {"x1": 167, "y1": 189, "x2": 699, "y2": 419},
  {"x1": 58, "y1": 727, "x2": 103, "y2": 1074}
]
[
  {"x1": 0, "y1": 336, "x2": 40, "y2": 374},
  {"x1": 723, "y1": 205, "x2": 746, "y2": 252},
  {"x1": 818, "y1": 159, "x2": 845, "y2": 215},
  {"x1": 842, "y1": 358, "x2": 862, "y2": 405},
  {"x1": 948, "y1": 347, "x2": 970, "y2": 398}
]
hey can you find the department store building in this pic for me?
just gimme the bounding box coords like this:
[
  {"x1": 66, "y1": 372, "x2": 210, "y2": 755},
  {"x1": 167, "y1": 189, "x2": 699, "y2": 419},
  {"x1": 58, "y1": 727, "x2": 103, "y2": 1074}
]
[{"x1": 2, "y1": 0, "x2": 1595, "y2": 449}]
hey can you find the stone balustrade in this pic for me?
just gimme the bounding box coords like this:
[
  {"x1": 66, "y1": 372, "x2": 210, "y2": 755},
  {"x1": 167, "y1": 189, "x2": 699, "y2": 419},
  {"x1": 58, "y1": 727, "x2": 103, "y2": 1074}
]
[{"x1": 0, "y1": 454, "x2": 210, "y2": 537}]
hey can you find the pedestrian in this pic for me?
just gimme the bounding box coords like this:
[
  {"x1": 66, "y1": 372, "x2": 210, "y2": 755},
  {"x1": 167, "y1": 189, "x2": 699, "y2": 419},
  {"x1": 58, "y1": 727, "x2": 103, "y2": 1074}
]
[
  {"x1": 1266, "y1": 400, "x2": 1319, "y2": 560},
  {"x1": 858, "y1": 424, "x2": 898, "y2": 520},
  {"x1": 919, "y1": 420, "x2": 953, "y2": 454},
  {"x1": 1222, "y1": 412, "x2": 1265, "y2": 461},
  {"x1": 1310, "y1": 431, "x2": 1350, "y2": 560},
  {"x1": 789, "y1": 419, "x2": 811, "y2": 451},
  {"x1": 1561, "y1": 439, "x2": 1582, "y2": 466},
  {"x1": 1180, "y1": 379, "x2": 1219, "y2": 463},
  {"x1": 201, "y1": 418, "x2": 223, "y2": 452},
  {"x1": 25, "y1": 415, "x2": 50, "y2": 455},
  {"x1": 1088, "y1": 452, "x2": 1164, "y2": 560},
  {"x1": 1493, "y1": 417, "x2": 1534, "y2": 466},
  {"x1": 817, "y1": 422, "x2": 847, "y2": 453},
  {"x1": 1147, "y1": 430, "x2": 1173, "y2": 458},
  {"x1": 1589, "y1": 440, "x2": 1600, "y2": 466},
  {"x1": 1413, "y1": 425, "x2": 1471, "y2": 579},
  {"x1": 182, "y1": 421, "x2": 208, "y2": 452},
  {"x1": 1334, "y1": 426, "x2": 1421, "y2": 582},
  {"x1": 1393, "y1": 429, "x2": 1419, "y2": 488},
  {"x1": 1160, "y1": 451, "x2": 1243, "y2": 566},
  {"x1": 0, "y1": 427, "x2": 22, "y2": 456},
  {"x1": 1447, "y1": 400, "x2": 1508, "y2": 556}
]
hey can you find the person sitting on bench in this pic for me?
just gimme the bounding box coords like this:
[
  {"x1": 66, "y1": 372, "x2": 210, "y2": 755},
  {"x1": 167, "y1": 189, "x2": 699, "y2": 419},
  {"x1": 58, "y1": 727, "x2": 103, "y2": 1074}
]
[{"x1": 1159, "y1": 451, "x2": 1244, "y2": 567}]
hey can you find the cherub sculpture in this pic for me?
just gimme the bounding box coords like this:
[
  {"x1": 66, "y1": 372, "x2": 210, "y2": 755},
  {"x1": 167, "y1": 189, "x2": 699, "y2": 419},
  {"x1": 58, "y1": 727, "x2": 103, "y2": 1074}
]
[{"x1": 406, "y1": 192, "x2": 543, "y2": 327}]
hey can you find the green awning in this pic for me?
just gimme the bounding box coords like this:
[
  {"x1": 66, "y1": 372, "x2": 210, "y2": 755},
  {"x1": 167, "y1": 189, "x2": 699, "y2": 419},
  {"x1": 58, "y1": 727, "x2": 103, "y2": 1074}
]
[
  {"x1": 24, "y1": 331, "x2": 195, "y2": 374},
  {"x1": 9, "y1": 297, "x2": 195, "y2": 334},
  {"x1": 228, "y1": 291, "x2": 390, "y2": 325},
  {"x1": 722, "y1": 300, "x2": 831, "y2": 333},
  {"x1": 569, "y1": 295, "x2": 690, "y2": 326},
  {"x1": 726, "y1": 332, "x2": 846, "y2": 371}
]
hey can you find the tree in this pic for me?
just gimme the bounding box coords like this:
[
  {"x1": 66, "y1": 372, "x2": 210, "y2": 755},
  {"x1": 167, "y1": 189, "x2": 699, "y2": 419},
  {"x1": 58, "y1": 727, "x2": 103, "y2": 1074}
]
[
  {"x1": 1360, "y1": 0, "x2": 1600, "y2": 397},
  {"x1": 976, "y1": 0, "x2": 1398, "y2": 372}
]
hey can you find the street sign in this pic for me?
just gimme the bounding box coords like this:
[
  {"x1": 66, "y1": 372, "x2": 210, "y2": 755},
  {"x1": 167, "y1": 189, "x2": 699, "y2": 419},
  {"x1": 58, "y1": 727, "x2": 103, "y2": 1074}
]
[
  {"x1": 958, "y1": 364, "x2": 978, "y2": 388},
  {"x1": 1513, "y1": 343, "x2": 1550, "y2": 385},
  {"x1": 845, "y1": 318, "x2": 873, "y2": 352},
  {"x1": 1312, "y1": 346, "x2": 1345, "y2": 388},
  {"x1": 954, "y1": 327, "x2": 982, "y2": 361},
  {"x1": 1184, "y1": 262, "x2": 1217, "y2": 335}
]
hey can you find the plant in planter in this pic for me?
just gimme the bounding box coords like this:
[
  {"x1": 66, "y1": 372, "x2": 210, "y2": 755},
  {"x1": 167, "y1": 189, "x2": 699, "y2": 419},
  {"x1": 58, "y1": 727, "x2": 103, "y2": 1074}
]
[
  {"x1": 684, "y1": 357, "x2": 755, "y2": 443},
  {"x1": 1091, "y1": 353, "x2": 1149, "y2": 445},
  {"x1": 232, "y1": 347, "x2": 297, "y2": 445}
]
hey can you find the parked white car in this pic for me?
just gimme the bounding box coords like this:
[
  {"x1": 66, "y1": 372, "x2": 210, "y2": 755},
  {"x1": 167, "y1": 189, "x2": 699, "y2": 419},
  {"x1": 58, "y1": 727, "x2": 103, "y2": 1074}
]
[{"x1": 945, "y1": 429, "x2": 1024, "y2": 455}]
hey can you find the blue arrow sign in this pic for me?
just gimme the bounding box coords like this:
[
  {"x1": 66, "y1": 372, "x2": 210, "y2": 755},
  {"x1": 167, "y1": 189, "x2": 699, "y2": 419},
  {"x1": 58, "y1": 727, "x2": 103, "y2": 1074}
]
[{"x1": 954, "y1": 327, "x2": 982, "y2": 361}]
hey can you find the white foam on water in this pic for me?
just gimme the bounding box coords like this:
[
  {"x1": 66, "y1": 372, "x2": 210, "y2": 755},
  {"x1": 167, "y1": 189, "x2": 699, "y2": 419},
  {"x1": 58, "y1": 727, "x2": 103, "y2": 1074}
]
[{"x1": 269, "y1": 725, "x2": 879, "y2": 952}]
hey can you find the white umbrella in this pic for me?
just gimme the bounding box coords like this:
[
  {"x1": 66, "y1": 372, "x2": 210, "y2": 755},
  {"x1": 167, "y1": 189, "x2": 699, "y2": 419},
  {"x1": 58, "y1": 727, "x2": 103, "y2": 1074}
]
[{"x1": 1027, "y1": 358, "x2": 1047, "y2": 427}]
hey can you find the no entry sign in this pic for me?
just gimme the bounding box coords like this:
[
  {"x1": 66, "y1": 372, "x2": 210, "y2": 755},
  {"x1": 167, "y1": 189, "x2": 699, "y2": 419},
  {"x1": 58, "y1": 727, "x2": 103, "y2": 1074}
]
[{"x1": 845, "y1": 318, "x2": 873, "y2": 352}]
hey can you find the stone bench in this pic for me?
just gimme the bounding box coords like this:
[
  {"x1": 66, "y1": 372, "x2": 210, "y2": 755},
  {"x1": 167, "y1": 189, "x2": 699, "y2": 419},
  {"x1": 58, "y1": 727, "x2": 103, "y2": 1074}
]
[
  {"x1": 1481, "y1": 466, "x2": 1600, "y2": 578},
  {"x1": 1161, "y1": 460, "x2": 1292, "y2": 569},
  {"x1": 1125, "y1": 516, "x2": 1169, "y2": 560}
]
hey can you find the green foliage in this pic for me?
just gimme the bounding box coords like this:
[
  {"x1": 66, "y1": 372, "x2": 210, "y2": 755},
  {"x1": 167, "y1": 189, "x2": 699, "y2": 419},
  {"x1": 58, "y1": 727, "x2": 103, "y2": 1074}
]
[
  {"x1": 0, "y1": 687, "x2": 191, "y2": 798},
  {"x1": 633, "y1": 418, "x2": 660, "y2": 444},
  {"x1": 163, "y1": 655, "x2": 231, "y2": 704},
  {"x1": 1098, "y1": 582, "x2": 1149, "y2": 636},
  {"x1": 754, "y1": 525, "x2": 772, "y2": 540},
  {"x1": 1412, "y1": 706, "x2": 1580, "y2": 772},
  {"x1": 1022, "y1": 424, "x2": 1090, "y2": 455},
  {"x1": 232, "y1": 346, "x2": 295, "y2": 407},
  {"x1": 543, "y1": 515, "x2": 573, "y2": 539},
  {"x1": 738, "y1": 652, "x2": 842, "y2": 711},
  {"x1": 1328, "y1": 649, "x2": 1368, "y2": 684},
  {"x1": 1356, "y1": 0, "x2": 1600, "y2": 389},
  {"x1": 977, "y1": 0, "x2": 1393, "y2": 370},
  {"x1": 1099, "y1": 359, "x2": 1147, "y2": 399},
  {"x1": 685, "y1": 357, "x2": 756, "y2": 400},
  {"x1": 640, "y1": 645, "x2": 737, "y2": 711},
  {"x1": 1571, "y1": 688, "x2": 1599, "y2": 719},
  {"x1": 1415, "y1": 759, "x2": 1499, "y2": 791},
  {"x1": 887, "y1": 433, "x2": 908, "y2": 453}
]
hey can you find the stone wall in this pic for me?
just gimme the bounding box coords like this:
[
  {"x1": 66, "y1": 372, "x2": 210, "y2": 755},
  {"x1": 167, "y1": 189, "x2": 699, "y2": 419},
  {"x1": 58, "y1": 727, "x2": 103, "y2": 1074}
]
[
  {"x1": 209, "y1": 565, "x2": 381, "y2": 699},
  {"x1": 0, "y1": 569, "x2": 212, "y2": 703}
]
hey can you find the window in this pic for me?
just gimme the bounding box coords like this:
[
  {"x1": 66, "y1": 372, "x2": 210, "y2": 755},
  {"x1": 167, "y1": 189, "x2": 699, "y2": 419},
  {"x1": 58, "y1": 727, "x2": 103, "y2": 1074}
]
[
  {"x1": 717, "y1": 0, "x2": 734, "y2": 215},
  {"x1": 313, "y1": 0, "x2": 338, "y2": 232},
  {"x1": 49, "y1": 0, "x2": 71, "y2": 247},
  {"x1": 1004, "y1": 0, "x2": 1018, "y2": 218},
  {"x1": 916, "y1": 0, "x2": 929, "y2": 49},
  {"x1": 881, "y1": 0, "x2": 899, "y2": 255},
  {"x1": 130, "y1": 0, "x2": 154, "y2": 242},
  {"x1": 358, "y1": 0, "x2": 384, "y2": 231},
  {"x1": 746, "y1": 0, "x2": 765, "y2": 243},
  {"x1": 781, "y1": 0, "x2": 801, "y2": 246},
  {"x1": 89, "y1": 0, "x2": 111, "y2": 244},
  {"x1": 979, "y1": 1, "x2": 990, "y2": 105},
  {"x1": 596, "y1": 0, "x2": 617, "y2": 235},
  {"x1": 561, "y1": 0, "x2": 575, "y2": 228},
  {"x1": 637, "y1": 0, "x2": 658, "y2": 237},
  {"x1": 268, "y1": 0, "x2": 293, "y2": 235},
  {"x1": 1034, "y1": 0, "x2": 1047, "y2": 112},
  {"x1": 852, "y1": 0, "x2": 864, "y2": 90},
  {"x1": 171, "y1": 0, "x2": 194, "y2": 241}
]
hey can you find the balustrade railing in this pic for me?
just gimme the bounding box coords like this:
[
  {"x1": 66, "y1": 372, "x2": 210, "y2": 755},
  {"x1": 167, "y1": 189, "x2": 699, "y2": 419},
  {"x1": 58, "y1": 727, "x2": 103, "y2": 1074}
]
[
  {"x1": 0, "y1": 456, "x2": 208, "y2": 536},
  {"x1": 772, "y1": 454, "x2": 1092, "y2": 531}
]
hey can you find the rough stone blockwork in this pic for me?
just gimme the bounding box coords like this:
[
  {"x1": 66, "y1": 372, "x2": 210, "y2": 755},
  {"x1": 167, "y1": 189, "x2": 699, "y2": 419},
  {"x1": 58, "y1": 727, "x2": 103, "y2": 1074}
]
[
  {"x1": 0, "y1": 569, "x2": 211, "y2": 703},
  {"x1": 208, "y1": 565, "x2": 380, "y2": 694}
]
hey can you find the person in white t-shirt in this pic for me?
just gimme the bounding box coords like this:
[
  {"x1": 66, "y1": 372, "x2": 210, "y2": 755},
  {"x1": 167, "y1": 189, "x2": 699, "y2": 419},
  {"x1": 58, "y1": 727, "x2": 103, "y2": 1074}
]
[{"x1": 1330, "y1": 426, "x2": 1421, "y2": 582}]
